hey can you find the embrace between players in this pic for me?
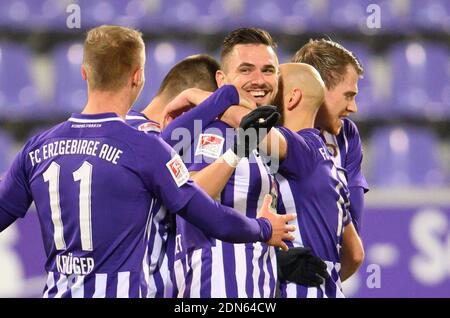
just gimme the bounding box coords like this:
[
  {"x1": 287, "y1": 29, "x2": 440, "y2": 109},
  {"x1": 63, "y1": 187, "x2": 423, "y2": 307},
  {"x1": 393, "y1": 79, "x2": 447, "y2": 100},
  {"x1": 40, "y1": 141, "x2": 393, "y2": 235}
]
[{"x1": 0, "y1": 25, "x2": 368, "y2": 298}]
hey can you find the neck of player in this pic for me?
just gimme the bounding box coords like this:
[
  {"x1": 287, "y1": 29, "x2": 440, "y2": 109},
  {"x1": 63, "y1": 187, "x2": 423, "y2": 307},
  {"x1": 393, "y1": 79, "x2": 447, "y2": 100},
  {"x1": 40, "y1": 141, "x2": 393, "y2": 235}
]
[
  {"x1": 283, "y1": 108, "x2": 318, "y2": 132},
  {"x1": 82, "y1": 89, "x2": 133, "y2": 119}
]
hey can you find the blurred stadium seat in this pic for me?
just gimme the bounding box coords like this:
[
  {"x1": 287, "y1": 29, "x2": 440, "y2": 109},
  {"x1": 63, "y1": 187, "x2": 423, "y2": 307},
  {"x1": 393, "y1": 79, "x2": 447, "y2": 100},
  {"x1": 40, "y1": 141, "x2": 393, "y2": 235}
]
[
  {"x1": 243, "y1": 0, "x2": 329, "y2": 33},
  {"x1": 52, "y1": 41, "x2": 87, "y2": 115},
  {"x1": 133, "y1": 40, "x2": 204, "y2": 110},
  {"x1": 160, "y1": 0, "x2": 243, "y2": 32},
  {"x1": 78, "y1": 0, "x2": 162, "y2": 30},
  {"x1": 411, "y1": 0, "x2": 450, "y2": 32},
  {"x1": 0, "y1": 0, "x2": 72, "y2": 30},
  {"x1": 369, "y1": 126, "x2": 446, "y2": 187},
  {"x1": 0, "y1": 43, "x2": 41, "y2": 119},
  {"x1": 0, "y1": 129, "x2": 14, "y2": 174},
  {"x1": 388, "y1": 42, "x2": 450, "y2": 119}
]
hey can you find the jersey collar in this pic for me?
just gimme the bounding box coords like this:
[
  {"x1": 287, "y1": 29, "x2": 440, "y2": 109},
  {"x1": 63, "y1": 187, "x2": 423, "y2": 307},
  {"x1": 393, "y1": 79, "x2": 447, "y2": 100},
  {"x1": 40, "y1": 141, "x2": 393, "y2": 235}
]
[{"x1": 68, "y1": 112, "x2": 125, "y2": 123}]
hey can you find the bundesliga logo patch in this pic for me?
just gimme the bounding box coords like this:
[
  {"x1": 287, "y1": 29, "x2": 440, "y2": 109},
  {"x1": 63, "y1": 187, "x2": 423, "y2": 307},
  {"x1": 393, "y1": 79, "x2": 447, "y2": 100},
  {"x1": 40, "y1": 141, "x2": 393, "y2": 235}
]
[
  {"x1": 166, "y1": 154, "x2": 189, "y2": 187},
  {"x1": 138, "y1": 122, "x2": 161, "y2": 133},
  {"x1": 195, "y1": 134, "x2": 224, "y2": 159}
]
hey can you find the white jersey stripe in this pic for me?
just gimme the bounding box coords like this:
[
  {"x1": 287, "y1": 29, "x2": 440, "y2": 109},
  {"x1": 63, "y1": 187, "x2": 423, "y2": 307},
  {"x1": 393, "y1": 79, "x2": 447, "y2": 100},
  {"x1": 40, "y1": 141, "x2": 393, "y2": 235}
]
[
  {"x1": 306, "y1": 287, "x2": 317, "y2": 298},
  {"x1": 70, "y1": 275, "x2": 85, "y2": 298},
  {"x1": 174, "y1": 257, "x2": 187, "y2": 297},
  {"x1": 211, "y1": 241, "x2": 226, "y2": 298},
  {"x1": 189, "y1": 249, "x2": 203, "y2": 298},
  {"x1": 233, "y1": 244, "x2": 247, "y2": 297},
  {"x1": 232, "y1": 158, "x2": 251, "y2": 298},
  {"x1": 254, "y1": 154, "x2": 274, "y2": 298},
  {"x1": 93, "y1": 273, "x2": 107, "y2": 298},
  {"x1": 54, "y1": 273, "x2": 68, "y2": 298},
  {"x1": 262, "y1": 246, "x2": 271, "y2": 297},
  {"x1": 43, "y1": 272, "x2": 55, "y2": 298},
  {"x1": 251, "y1": 243, "x2": 262, "y2": 297},
  {"x1": 277, "y1": 174, "x2": 303, "y2": 247},
  {"x1": 117, "y1": 272, "x2": 130, "y2": 298}
]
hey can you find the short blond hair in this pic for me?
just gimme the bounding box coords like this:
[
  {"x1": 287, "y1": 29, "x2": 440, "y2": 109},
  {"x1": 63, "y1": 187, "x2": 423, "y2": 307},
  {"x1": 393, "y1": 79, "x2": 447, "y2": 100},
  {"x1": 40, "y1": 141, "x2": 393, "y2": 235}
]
[
  {"x1": 83, "y1": 25, "x2": 145, "y2": 91},
  {"x1": 292, "y1": 39, "x2": 363, "y2": 90}
]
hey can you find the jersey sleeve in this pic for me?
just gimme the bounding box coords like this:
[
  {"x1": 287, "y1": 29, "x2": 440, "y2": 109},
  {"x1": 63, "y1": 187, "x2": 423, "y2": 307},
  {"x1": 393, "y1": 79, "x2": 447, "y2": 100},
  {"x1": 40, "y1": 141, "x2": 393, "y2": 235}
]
[
  {"x1": 343, "y1": 119, "x2": 369, "y2": 192},
  {"x1": 137, "y1": 134, "x2": 198, "y2": 213},
  {"x1": 0, "y1": 145, "x2": 33, "y2": 219},
  {"x1": 277, "y1": 127, "x2": 316, "y2": 179},
  {"x1": 161, "y1": 85, "x2": 239, "y2": 149}
]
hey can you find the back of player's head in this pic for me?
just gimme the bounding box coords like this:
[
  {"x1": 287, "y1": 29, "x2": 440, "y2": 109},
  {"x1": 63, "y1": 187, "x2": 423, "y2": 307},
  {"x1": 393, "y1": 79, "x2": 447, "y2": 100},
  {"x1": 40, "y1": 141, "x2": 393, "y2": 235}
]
[
  {"x1": 292, "y1": 39, "x2": 363, "y2": 90},
  {"x1": 276, "y1": 63, "x2": 325, "y2": 122},
  {"x1": 83, "y1": 25, "x2": 145, "y2": 91},
  {"x1": 220, "y1": 27, "x2": 277, "y2": 70},
  {"x1": 156, "y1": 54, "x2": 219, "y2": 100}
]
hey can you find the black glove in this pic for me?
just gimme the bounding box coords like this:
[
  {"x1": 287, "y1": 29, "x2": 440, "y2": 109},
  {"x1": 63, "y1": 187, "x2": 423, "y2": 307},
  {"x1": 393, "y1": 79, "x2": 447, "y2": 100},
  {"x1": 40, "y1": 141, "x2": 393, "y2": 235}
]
[
  {"x1": 233, "y1": 105, "x2": 280, "y2": 158},
  {"x1": 276, "y1": 247, "x2": 330, "y2": 287}
]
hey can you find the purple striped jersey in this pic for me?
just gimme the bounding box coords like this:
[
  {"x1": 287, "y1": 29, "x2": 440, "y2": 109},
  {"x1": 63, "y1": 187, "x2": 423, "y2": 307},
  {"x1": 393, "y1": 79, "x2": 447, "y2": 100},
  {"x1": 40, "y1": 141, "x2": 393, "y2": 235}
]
[
  {"x1": 320, "y1": 118, "x2": 369, "y2": 192},
  {"x1": 275, "y1": 127, "x2": 351, "y2": 298},
  {"x1": 0, "y1": 113, "x2": 198, "y2": 298},
  {"x1": 125, "y1": 110, "x2": 174, "y2": 298},
  {"x1": 173, "y1": 120, "x2": 277, "y2": 298}
]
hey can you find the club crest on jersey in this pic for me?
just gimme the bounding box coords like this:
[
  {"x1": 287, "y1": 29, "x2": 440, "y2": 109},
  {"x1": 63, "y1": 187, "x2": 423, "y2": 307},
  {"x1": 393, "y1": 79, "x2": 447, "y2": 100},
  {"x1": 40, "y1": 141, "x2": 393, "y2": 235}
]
[
  {"x1": 195, "y1": 134, "x2": 224, "y2": 158},
  {"x1": 166, "y1": 155, "x2": 189, "y2": 187},
  {"x1": 138, "y1": 121, "x2": 161, "y2": 133}
]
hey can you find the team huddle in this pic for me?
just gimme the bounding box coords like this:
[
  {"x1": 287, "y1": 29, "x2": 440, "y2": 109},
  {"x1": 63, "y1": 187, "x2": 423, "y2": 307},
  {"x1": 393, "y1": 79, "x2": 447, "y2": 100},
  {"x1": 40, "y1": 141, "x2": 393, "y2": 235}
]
[{"x1": 0, "y1": 25, "x2": 368, "y2": 298}]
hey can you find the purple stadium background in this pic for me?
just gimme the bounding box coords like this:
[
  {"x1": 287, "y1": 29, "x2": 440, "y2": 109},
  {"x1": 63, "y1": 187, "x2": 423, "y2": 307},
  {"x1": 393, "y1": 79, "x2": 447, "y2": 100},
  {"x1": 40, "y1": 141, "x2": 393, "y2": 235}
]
[{"x1": 0, "y1": 0, "x2": 449, "y2": 297}]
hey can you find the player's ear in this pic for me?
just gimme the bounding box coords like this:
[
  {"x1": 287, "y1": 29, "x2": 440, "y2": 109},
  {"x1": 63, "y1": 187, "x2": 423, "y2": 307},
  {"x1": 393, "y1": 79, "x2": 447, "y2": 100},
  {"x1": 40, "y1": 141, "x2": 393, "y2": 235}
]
[
  {"x1": 215, "y1": 70, "x2": 226, "y2": 87},
  {"x1": 81, "y1": 65, "x2": 88, "y2": 81},
  {"x1": 132, "y1": 67, "x2": 144, "y2": 87},
  {"x1": 287, "y1": 88, "x2": 302, "y2": 111}
]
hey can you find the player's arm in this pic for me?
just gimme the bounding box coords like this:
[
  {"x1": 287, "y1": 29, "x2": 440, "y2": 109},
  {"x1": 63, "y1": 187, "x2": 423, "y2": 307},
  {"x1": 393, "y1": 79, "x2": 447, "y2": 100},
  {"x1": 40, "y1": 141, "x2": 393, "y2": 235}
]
[
  {"x1": 190, "y1": 159, "x2": 235, "y2": 199},
  {"x1": 161, "y1": 85, "x2": 254, "y2": 149},
  {"x1": 0, "y1": 147, "x2": 33, "y2": 232},
  {"x1": 348, "y1": 186, "x2": 365, "y2": 233},
  {"x1": 0, "y1": 209, "x2": 17, "y2": 232},
  {"x1": 177, "y1": 189, "x2": 295, "y2": 250},
  {"x1": 257, "y1": 127, "x2": 288, "y2": 161},
  {"x1": 340, "y1": 221, "x2": 365, "y2": 282},
  {"x1": 190, "y1": 106, "x2": 280, "y2": 199},
  {"x1": 141, "y1": 135, "x2": 295, "y2": 250},
  {"x1": 344, "y1": 119, "x2": 369, "y2": 233}
]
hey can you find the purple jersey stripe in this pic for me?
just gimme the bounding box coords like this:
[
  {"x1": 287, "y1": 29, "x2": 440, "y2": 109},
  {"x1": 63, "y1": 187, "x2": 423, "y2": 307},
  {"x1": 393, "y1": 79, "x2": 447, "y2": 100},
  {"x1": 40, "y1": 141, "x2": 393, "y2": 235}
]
[
  {"x1": 219, "y1": 174, "x2": 239, "y2": 297},
  {"x1": 222, "y1": 242, "x2": 238, "y2": 297},
  {"x1": 183, "y1": 253, "x2": 193, "y2": 298},
  {"x1": 244, "y1": 157, "x2": 262, "y2": 297},
  {"x1": 105, "y1": 274, "x2": 118, "y2": 298}
]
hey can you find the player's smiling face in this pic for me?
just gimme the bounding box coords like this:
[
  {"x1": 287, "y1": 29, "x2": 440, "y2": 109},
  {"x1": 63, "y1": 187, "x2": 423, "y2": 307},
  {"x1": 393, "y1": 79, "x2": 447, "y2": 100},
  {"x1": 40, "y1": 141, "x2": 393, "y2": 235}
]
[
  {"x1": 316, "y1": 64, "x2": 359, "y2": 135},
  {"x1": 217, "y1": 44, "x2": 279, "y2": 106}
]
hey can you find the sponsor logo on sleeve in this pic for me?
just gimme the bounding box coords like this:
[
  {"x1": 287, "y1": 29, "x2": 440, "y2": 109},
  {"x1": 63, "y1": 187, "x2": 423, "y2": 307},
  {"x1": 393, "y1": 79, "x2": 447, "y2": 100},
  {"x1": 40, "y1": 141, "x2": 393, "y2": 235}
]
[
  {"x1": 166, "y1": 154, "x2": 189, "y2": 187},
  {"x1": 195, "y1": 134, "x2": 224, "y2": 159},
  {"x1": 138, "y1": 121, "x2": 161, "y2": 133}
]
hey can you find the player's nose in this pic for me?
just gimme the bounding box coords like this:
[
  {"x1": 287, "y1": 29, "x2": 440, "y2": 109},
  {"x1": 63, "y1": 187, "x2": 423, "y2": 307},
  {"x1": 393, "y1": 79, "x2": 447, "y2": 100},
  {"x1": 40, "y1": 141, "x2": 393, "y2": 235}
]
[
  {"x1": 250, "y1": 70, "x2": 266, "y2": 86},
  {"x1": 347, "y1": 100, "x2": 358, "y2": 113}
]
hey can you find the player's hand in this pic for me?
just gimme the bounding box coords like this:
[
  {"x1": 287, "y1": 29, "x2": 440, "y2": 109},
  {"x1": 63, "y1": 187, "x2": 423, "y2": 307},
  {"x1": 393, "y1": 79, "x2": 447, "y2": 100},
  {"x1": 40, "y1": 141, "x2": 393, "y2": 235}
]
[
  {"x1": 232, "y1": 105, "x2": 281, "y2": 158},
  {"x1": 162, "y1": 88, "x2": 212, "y2": 128},
  {"x1": 276, "y1": 247, "x2": 330, "y2": 287},
  {"x1": 257, "y1": 194, "x2": 296, "y2": 251}
]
